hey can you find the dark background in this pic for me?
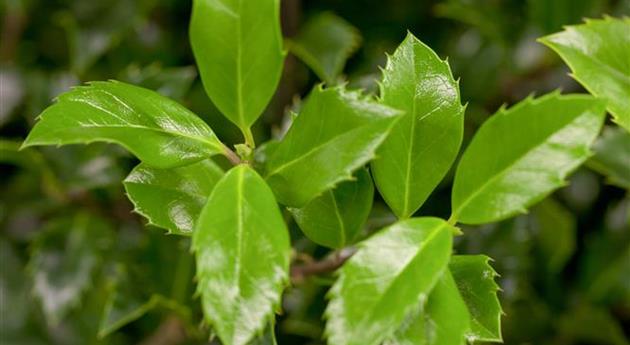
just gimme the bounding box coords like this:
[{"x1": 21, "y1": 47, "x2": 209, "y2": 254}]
[{"x1": 1, "y1": 0, "x2": 629, "y2": 344}]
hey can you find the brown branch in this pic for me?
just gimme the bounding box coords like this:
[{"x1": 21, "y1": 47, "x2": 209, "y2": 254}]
[
  {"x1": 290, "y1": 248, "x2": 356, "y2": 284},
  {"x1": 222, "y1": 145, "x2": 242, "y2": 165},
  {"x1": 139, "y1": 316, "x2": 187, "y2": 345}
]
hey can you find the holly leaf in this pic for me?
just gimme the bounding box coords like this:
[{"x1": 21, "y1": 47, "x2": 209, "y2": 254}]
[
  {"x1": 288, "y1": 12, "x2": 361, "y2": 84},
  {"x1": 29, "y1": 214, "x2": 113, "y2": 325},
  {"x1": 189, "y1": 0, "x2": 285, "y2": 130},
  {"x1": 587, "y1": 126, "x2": 630, "y2": 189},
  {"x1": 324, "y1": 217, "x2": 454, "y2": 345},
  {"x1": 371, "y1": 32, "x2": 464, "y2": 219},
  {"x1": 386, "y1": 270, "x2": 471, "y2": 345},
  {"x1": 193, "y1": 165, "x2": 290, "y2": 345},
  {"x1": 265, "y1": 85, "x2": 402, "y2": 207},
  {"x1": 530, "y1": 198, "x2": 576, "y2": 273},
  {"x1": 124, "y1": 159, "x2": 224, "y2": 235},
  {"x1": 450, "y1": 255, "x2": 502, "y2": 343},
  {"x1": 451, "y1": 92, "x2": 606, "y2": 224},
  {"x1": 22, "y1": 81, "x2": 226, "y2": 169},
  {"x1": 539, "y1": 17, "x2": 630, "y2": 132},
  {"x1": 289, "y1": 168, "x2": 374, "y2": 249}
]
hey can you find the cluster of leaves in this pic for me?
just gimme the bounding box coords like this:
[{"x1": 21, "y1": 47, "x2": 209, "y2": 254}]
[{"x1": 1, "y1": 0, "x2": 629, "y2": 344}]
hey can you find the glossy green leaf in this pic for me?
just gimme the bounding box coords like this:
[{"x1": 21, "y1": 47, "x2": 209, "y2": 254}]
[
  {"x1": 22, "y1": 80, "x2": 226, "y2": 169},
  {"x1": 450, "y1": 255, "x2": 502, "y2": 343},
  {"x1": 266, "y1": 86, "x2": 402, "y2": 207},
  {"x1": 386, "y1": 270, "x2": 470, "y2": 345},
  {"x1": 530, "y1": 198, "x2": 576, "y2": 272},
  {"x1": 123, "y1": 159, "x2": 224, "y2": 235},
  {"x1": 539, "y1": 17, "x2": 630, "y2": 132},
  {"x1": 193, "y1": 165, "x2": 290, "y2": 345},
  {"x1": 451, "y1": 93, "x2": 606, "y2": 224},
  {"x1": 371, "y1": 32, "x2": 465, "y2": 219},
  {"x1": 587, "y1": 126, "x2": 630, "y2": 189},
  {"x1": 288, "y1": 12, "x2": 361, "y2": 84},
  {"x1": 189, "y1": 0, "x2": 284, "y2": 130},
  {"x1": 324, "y1": 217, "x2": 454, "y2": 345},
  {"x1": 29, "y1": 214, "x2": 112, "y2": 325},
  {"x1": 289, "y1": 168, "x2": 374, "y2": 249}
]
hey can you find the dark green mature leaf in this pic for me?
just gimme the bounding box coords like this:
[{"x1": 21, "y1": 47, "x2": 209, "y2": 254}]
[
  {"x1": 30, "y1": 214, "x2": 113, "y2": 325},
  {"x1": 559, "y1": 304, "x2": 630, "y2": 345},
  {"x1": 189, "y1": 0, "x2": 285, "y2": 130},
  {"x1": 193, "y1": 165, "x2": 290, "y2": 345},
  {"x1": 266, "y1": 86, "x2": 402, "y2": 207},
  {"x1": 288, "y1": 12, "x2": 361, "y2": 84},
  {"x1": 371, "y1": 33, "x2": 464, "y2": 219},
  {"x1": 588, "y1": 126, "x2": 630, "y2": 189},
  {"x1": 386, "y1": 270, "x2": 470, "y2": 345},
  {"x1": 22, "y1": 81, "x2": 226, "y2": 169},
  {"x1": 530, "y1": 198, "x2": 576, "y2": 272},
  {"x1": 539, "y1": 17, "x2": 630, "y2": 132},
  {"x1": 124, "y1": 159, "x2": 224, "y2": 235},
  {"x1": 289, "y1": 168, "x2": 373, "y2": 249},
  {"x1": 325, "y1": 217, "x2": 454, "y2": 345},
  {"x1": 451, "y1": 93, "x2": 606, "y2": 224},
  {"x1": 119, "y1": 64, "x2": 198, "y2": 101},
  {"x1": 0, "y1": 238, "x2": 30, "y2": 337},
  {"x1": 450, "y1": 255, "x2": 502, "y2": 343}
]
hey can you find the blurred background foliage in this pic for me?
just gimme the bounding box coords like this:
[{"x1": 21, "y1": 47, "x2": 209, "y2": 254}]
[{"x1": 1, "y1": 0, "x2": 629, "y2": 344}]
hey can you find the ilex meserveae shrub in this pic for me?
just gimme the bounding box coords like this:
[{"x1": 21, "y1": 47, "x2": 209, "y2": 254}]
[{"x1": 21, "y1": 1, "x2": 630, "y2": 344}]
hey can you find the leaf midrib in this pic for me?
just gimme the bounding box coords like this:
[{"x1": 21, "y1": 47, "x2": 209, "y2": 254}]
[
  {"x1": 329, "y1": 191, "x2": 346, "y2": 246},
  {"x1": 232, "y1": 167, "x2": 245, "y2": 336},
  {"x1": 354, "y1": 222, "x2": 448, "y2": 336},
  {"x1": 266, "y1": 117, "x2": 390, "y2": 179},
  {"x1": 38, "y1": 121, "x2": 222, "y2": 150},
  {"x1": 235, "y1": 0, "x2": 245, "y2": 128}
]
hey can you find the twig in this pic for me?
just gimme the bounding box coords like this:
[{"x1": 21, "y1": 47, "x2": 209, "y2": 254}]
[
  {"x1": 222, "y1": 145, "x2": 242, "y2": 165},
  {"x1": 290, "y1": 247, "x2": 356, "y2": 284},
  {"x1": 139, "y1": 316, "x2": 187, "y2": 345}
]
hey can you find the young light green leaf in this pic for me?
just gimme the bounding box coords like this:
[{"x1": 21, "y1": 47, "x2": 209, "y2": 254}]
[
  {"x1": 371, "y1": 32, "x2": 465, "y2": 219},
  {"x1": 189, "y1": 0, "x2": 285, "y2": 131},
  {"x1": 587, "y1": 126, "x2": 630, "y2": 189},
  {"x1": 530, "y1": 198, "x2": 576, "y2": 272},
  {"x1": 30, "y1": 214, "x2": 112, "y2": 325},
  {"x1": 265, "y1": 85, "x2": 402, "y2": 207},
  {"x1": 386, "y1": 270, "x2": 470, "y2": 345},
  {"x1": 450, "y1": 255, "x2": 502, "y2": 343},
  {"x1": 288, "y1": 12, "x2": 362, "y2": 84},
  {"x1": 22, "y1": 81, "x2": 226, "y2": 169},
  {"x1": 289, "y1": 168, "x2": 373, "y2": 249},
  {"x1": 123, "y1": 159, "x2": 224, "y2": 235},
  {"x1": 193, "y1": 165, "x2": 290, "y2": 345},
  {"x1": 539, "y1": 17, "x2": 630, "y2": 132},
  {"x1": 325, "y1": 217, "x2": 454, "y2": 345},
  {"x1": 451, "y1": 93, "x2": 606, "y2": 224}
]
